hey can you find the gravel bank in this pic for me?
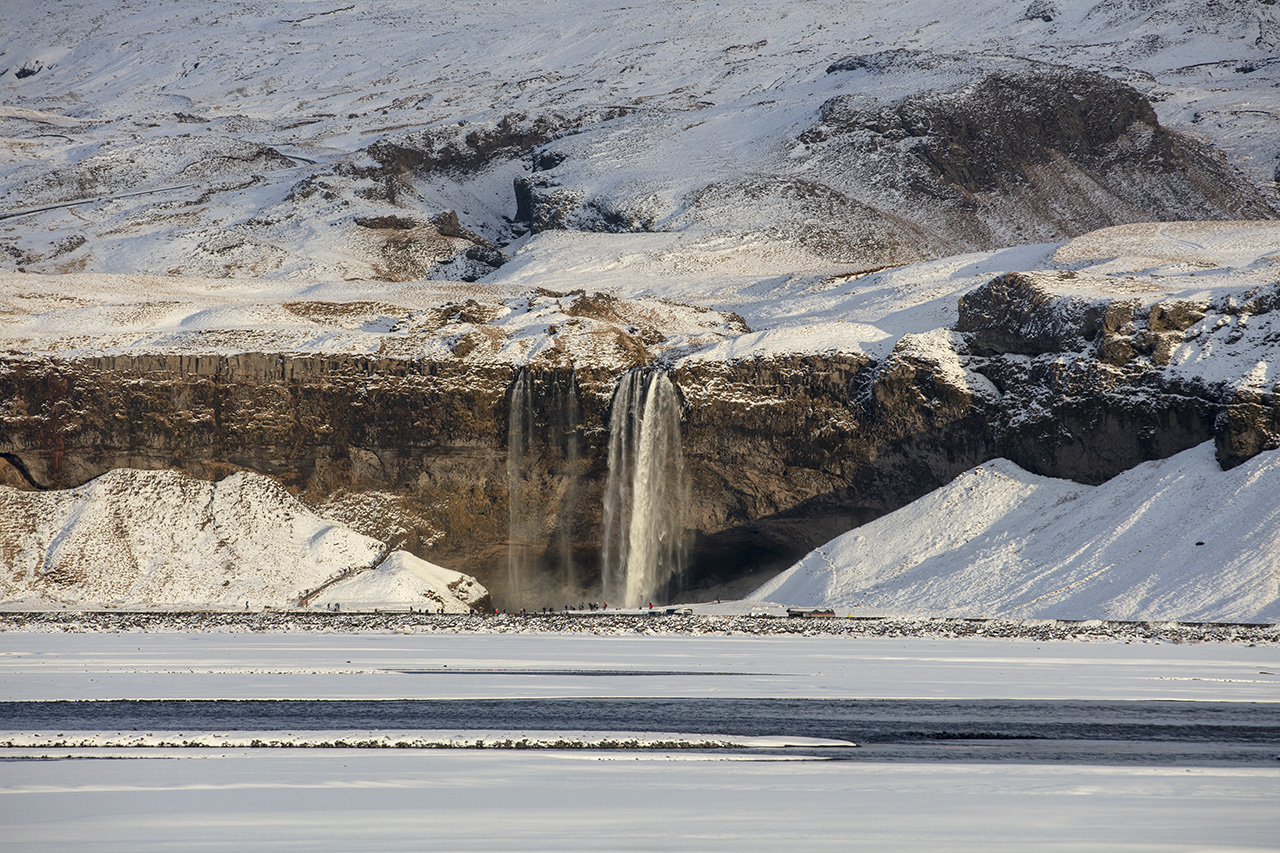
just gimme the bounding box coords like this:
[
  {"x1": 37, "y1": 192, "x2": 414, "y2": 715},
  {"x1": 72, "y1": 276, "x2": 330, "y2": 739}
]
[{"x1": 1, "y1": 611, "x2": 1275, "y2": 644}]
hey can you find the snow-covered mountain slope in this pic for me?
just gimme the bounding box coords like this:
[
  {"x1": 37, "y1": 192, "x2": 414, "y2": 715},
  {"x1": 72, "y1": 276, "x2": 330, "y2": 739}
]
[
  {"x1": 2, "y1": 219, "x2": 1275, "y2": 393},
  {"x1": 0, "y1": 469, "x2": 487, "y2": 611},
  {"x1": 5, "y1": 219, "x2": 1274, "y2": 412},
  {"x1": 749, "y1": 443, "x2": 1280, "y2": 623},
  {"x1": 1, "y1": 0, "x2": 1275, "y2": 281}
]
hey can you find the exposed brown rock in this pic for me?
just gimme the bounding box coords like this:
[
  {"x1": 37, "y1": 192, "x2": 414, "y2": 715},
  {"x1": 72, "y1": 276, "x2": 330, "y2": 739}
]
[{"x1": 0, "y1": 269, "x2": 1273, "y2": 605}]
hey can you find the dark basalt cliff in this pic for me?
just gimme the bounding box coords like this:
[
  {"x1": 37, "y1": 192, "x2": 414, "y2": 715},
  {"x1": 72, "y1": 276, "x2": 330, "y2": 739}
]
[{"x1": 2, "y1": 274, "x2": 1275, "y2": 607}]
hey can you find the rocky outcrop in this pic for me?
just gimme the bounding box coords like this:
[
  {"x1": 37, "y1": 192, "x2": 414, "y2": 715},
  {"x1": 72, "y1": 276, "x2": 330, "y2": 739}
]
[
  {"x1": 509, "y1": 61, "x2": 1280, "y2": 267},
  {"x1": 957, "y1": 272, "x2": 1110, "y2": 355},
  {"x1": 956, "y1": 273, "x2": 1279, "y2": 476},
  {"x1": 366, "y1": 112, "x2": 572, "y2": 180},
  {"x1": 348, "y1": 211, "x2": 507, "y2": 282},
  {"x1": 800, "y1": 63, "x2": 1278, "y2": 251},
  {"x1": 1217, "y1": 393, "x2": 1280, "y2": 471}
]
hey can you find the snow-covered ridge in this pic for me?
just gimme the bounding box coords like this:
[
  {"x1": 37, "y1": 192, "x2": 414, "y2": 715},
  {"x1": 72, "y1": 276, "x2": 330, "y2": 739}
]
[
  {"x1": 1, "y1": 0, "x2": 1275, "y2": 281},
  {"x1": 2, "y1": 221, "x2": 1277, "y2": 381},
  {"x1": 751, "y1": 442, "x2": 1280, "y2": 623},
  {"x1": 0, "y1": 468, "x2": 486, "y2": 612},
  {"x1": 0, "y1": 270, "x2": 745, "y2": 370}
]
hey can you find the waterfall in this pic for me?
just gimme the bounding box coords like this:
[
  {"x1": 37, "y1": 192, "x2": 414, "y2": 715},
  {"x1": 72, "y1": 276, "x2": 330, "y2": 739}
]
[
  {"x1": 555, "y1": 371, "x2": 582, "y2": 589},
  {"x1": 602, "y1": 369, "x2": 687, "y2": 608},
  {"x1": 506, "y1": 367, "x2": 583, "y2": 605},
  {"x1": 601, "y1": 371, "x2": 644, "y2": 603},
  {"x1": 506, "y1": 367, "x2": 534, "y2": 599}
]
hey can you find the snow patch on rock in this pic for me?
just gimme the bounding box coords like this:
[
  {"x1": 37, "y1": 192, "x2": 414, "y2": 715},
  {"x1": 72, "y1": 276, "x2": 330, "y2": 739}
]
[{"x1": 310, "y1": 551, "x2": 486, "y2": 614}]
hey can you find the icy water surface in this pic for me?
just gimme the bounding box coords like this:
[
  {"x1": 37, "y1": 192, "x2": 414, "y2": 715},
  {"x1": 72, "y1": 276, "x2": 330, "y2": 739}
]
[{"x1": 5, "y1": 698, "x2": 1276, "y2": 766}]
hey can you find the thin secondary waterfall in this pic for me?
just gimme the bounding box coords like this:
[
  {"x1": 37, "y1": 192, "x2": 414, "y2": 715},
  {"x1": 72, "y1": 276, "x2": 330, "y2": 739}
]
[
  {"x1": 555, "y1": 371, "x2": 582, "y2": 589},
  {"x1": 506, "y1": 367, "x2": 534, "y2": 600},
  {"x1": 506, "y1": 367, "x2": 583, "y2": 605},
  {"x1": 602, "y1": 369, "x2": 687, "y2": 608}
]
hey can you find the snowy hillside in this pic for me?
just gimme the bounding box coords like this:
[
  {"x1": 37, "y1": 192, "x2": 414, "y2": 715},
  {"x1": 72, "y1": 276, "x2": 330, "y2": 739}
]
[
  {"x1": 2, "y1": 0, "x2": 1279, "y2": 611},
  {"x1": 750, "y1": 443, "x2": 1280, "y2": 623},
  {"x1": 1, "y1": 0, "x2": 1275, "y2": 385},
  {"x1": 0, "y1": 469, "x2": 487, "y2": 611},
  {"x1": 2, "y1": 220, "x2": 1277, "y2": 388},
  {"x1": 1, "y1": 0, "x2": 1275, "y2": 281}
]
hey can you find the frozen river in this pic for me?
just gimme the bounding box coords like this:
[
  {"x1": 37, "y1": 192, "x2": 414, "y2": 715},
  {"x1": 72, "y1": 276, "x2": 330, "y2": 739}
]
[
  {"x1": 2, "y1": 629, "x2": 1277, "y2": 850},
  {"x1": 4, "y1": 696, "x2": 1277, "y2": 767}
]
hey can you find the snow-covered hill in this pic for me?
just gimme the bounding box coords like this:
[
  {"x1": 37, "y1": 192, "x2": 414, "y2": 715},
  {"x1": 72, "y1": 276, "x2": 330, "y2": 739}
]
[
  {"x1": 3, "y1": 220, "x2": 1277, "y2": 390},
  {"x1": 2, "y1": 1, "x2": 1279, "y2": 611},
  {"x1": 0, "y1": 468, "x2": 487, "y2": 611},
  {"x1": 1, "y1": 0, "x2": 1275, "y2": 281},
  {"x1": 750, "y1": 443, "x2": 1280, "y2": 623}
]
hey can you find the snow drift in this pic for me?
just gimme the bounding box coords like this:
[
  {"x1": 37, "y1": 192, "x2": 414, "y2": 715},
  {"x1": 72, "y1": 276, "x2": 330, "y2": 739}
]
[
  {"x1": 750, "y1": 443, "x2": 1280, "y2": 622},
  {"x1": 307, "y1": 550, "x2": 485, "y2": 614},
  {"x1": 0, "y1": 469, "x2": 486, "y2": 612}
]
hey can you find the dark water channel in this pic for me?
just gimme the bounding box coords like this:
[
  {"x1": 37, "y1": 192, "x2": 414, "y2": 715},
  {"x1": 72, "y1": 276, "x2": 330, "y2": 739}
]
[{"x1": 5, "y1": 698, "x2": 1277, "y2": 767}]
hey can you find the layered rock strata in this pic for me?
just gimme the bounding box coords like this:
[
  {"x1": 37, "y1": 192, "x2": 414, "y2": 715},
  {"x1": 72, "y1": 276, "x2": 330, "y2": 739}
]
[{"x1": 2, "y1": 270, "x2": 1273, "y2": 607}]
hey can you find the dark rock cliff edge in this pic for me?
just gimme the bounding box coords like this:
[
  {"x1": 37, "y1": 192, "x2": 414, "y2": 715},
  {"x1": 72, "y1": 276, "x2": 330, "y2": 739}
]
[{"x1": 2, "y1": 276, "x2": 1275, "y2": 608}]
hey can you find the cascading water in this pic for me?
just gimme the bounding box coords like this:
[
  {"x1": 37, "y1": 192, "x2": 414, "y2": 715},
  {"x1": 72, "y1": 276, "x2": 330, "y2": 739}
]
[
  {"x1": 601, "y1": 369, "x2": 687, "y2": 608},
  {"x1": 506, "y1": 367, "x2": 534, "y2": 600},
  {"x1": 505, "y1": 367, "x2": 583, "y2": 606},
  {"x1": 601, "y1": 370, "x2": 644, "y2": 603},
  {"x1": 554, "y1": 371, "x2": 582, "y2": 589}
]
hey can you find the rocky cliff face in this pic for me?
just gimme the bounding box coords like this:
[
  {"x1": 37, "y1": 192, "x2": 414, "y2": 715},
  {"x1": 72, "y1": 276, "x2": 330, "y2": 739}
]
[
  {"x1": 2, "y1": 264, "x2": 1273, "y2": 607},
  {"x1": 0, "y1": 354, "x2": 513, "y2": 572}
]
